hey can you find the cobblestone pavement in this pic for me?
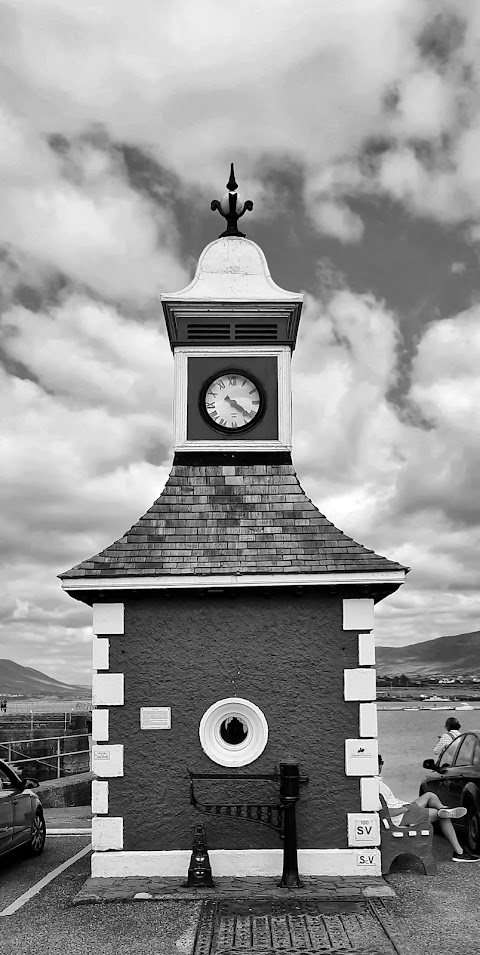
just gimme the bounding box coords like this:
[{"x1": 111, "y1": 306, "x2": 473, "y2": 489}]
[{"x1": 74, "y1": 875, "x2": 396, "y2": 904}]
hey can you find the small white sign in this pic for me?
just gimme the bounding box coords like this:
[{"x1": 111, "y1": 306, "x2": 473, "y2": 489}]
[
  {"x1": 140, "y1": 707, "x2": 171, "y2": 730},
  {"x1": 356, "y1": 850, "x2": 379, "y2": 869},
  {"x1": 95, "y1": 750, "x2": 110, "y2": 760}
]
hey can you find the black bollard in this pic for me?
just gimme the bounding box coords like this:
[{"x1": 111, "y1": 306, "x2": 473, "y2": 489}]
[
  {"x1": 186, "y1": 824, "x2": 214, "y2": 887},
  {"x1": 279, "y1": 759, "x2": 301, "y2": 887}
]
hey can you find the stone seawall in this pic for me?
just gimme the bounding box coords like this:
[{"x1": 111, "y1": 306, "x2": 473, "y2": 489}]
[{"x1": 38, "y1": 771, "x2": 93, "y2": 807}]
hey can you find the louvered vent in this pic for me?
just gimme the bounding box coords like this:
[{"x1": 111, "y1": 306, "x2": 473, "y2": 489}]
[
  {"x1": 187, "y1": 323, "x2": 230, "y2": 341},
  {"x1": 235, "y1": 323, "x2": 278, "y2": 341}
]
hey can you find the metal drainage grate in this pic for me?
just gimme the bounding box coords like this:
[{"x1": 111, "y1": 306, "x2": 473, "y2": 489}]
[{"x1": 193, "y1": 900, "x2": 402, "y2": 955}]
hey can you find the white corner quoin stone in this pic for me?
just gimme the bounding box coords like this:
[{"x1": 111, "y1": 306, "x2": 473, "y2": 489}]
[
  {"x1": 344, "y1": 668, "x2": 376, "y2": 701},
  {"x1": 359, "y1": 702, "x2": 378, "y2": 738},
  {"x1": 93, "y1": 603, "x2": 124, "y2": 635},
  {"x1": 360, "y1": 776, "x2": 380, "y2": 812},
  {"x1": 92, "y1": 779, "x2": 109, "y2": 815},
  {"x1": 92, "y1": 816, "x2": 123, "y2": 851},
  {"x1": 345, "y1": 738, "x2": 378, "y2": 777},
  {"x1": 343, "y1": 599, "x2": 374, "y2": 631},
  {"x1": 92, "y1": 744, "x2": 124, "y2": 778},
  {"x1": 92, "y1": 673, "x2": 124, "y2": 706},
  {"x1": 358, "y1": 632, "x2": 375, "y2": 666},
  {"x1": 347, "y1": 813, "x2": 381, "y2": 847},
  {"x1": 92, "y1": 708, "x2": 109, "y2": 742},
  {"x1": 92, "y1": 636, "x2": 109, "y2": 671}
]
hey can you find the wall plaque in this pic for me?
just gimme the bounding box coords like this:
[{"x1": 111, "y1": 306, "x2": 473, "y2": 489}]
[{"x1": 140, "y1": 706, "x2": 171, "y2": 730}]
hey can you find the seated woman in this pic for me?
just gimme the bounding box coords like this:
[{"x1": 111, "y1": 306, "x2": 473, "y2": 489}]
[{"x1": 377, "y1": 754, "x2": 480, "y2": 863}]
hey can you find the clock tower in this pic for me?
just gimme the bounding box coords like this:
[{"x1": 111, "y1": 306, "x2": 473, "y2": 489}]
[
  {"x1": 163, "y1": 193, "x2": 301, "y2": 452},
  {"x1": 61, "y1": 167, "x2": 407, "y2": 883}
]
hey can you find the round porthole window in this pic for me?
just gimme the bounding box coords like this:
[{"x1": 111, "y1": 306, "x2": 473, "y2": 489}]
[{"x1": 199, "y1": 698, "x2": 268, "y2": 767}]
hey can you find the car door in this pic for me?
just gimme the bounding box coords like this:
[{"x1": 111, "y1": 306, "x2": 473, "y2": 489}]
[
  {"x1": 11, "y1": 786, "x2": 33, "y2": 847},
  {"x1": 0, "y1": 768, "x2": 14, "y2": 855},
  {"x1": 444, "y1": 734, "x2": 477, "y2": 809}
]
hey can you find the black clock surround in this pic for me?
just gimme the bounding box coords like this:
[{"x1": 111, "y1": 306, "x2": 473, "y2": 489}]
[
  {"x1": 187, "y1": 355, "x2": 279, "y2": 442},
  {"x1": 199, "y1": 368, "x2": 266, "y2": 435}
]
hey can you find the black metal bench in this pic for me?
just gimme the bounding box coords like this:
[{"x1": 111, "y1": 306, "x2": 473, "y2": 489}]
[{"x1": 378, "y1": 793, "x2": 437, "y2": 875}]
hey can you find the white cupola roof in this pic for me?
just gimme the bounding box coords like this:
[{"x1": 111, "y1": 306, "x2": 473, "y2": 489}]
[{"x1": 161, "y1": 237, "x2": 302, "y2": 303}]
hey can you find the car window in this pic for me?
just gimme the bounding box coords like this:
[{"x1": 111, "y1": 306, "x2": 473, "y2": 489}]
[
  {"x1": 0, "y1": 766, "x2": 15, "y2": 789},
  {"x1": 474, "y1": 740, "x2": 480, "y2": 764},
  {"x1": 439, "y1": 736, "x2": 463, "y2": 768},
  {"x1": 455, "y1": 734, "x2": 477, "y2": 767}
]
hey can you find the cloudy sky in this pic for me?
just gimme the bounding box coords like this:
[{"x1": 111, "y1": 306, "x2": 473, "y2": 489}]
[{"x1": 1, "y1": 0, "x2": 480, "y2": 686}]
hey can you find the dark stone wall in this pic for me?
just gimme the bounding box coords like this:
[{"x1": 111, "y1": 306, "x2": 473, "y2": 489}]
[{"x1": 106, "y1": 589, "x2": 362, "y2": 851}]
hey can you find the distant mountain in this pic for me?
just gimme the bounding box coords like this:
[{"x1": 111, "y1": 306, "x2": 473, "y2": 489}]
[
  {"x1": 376, "y1": 631, "x2": 480, "y2": 679},
  {"x1": 0, "y1": 659, "x2": 89, "y2": 698}
]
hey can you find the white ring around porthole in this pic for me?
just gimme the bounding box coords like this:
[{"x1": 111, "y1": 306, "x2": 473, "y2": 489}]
[{"x1": 199, "y1": 698, "x2": 268, "y2": 767}]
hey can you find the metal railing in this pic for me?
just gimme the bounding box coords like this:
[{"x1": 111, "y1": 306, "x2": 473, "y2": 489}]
[
  {"x1": 0, "y1": 734, "x2": 90, "y2": 779},
  {"x1": 0, "y1": 700, "x2": 91, "y2": 716},
  {"x1": 0, "y1": 713, "x2": 75, "y2": 733}
]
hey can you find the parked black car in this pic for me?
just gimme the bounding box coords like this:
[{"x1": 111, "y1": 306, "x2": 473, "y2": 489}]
[
  {"x1": 0, "y1": 758, "x2": 46, "y2": 860},
  {"x1": 420, "y1": 731, "x2": 480, "y2": 852}
]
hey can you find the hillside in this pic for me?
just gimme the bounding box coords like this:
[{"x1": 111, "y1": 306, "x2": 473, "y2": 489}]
[
  {"x1": 0, "y1": 659, "x2": 89, "y2": 698},
  {"x1": 376, "y1": 631, "x2": 480, "y2": 679}
]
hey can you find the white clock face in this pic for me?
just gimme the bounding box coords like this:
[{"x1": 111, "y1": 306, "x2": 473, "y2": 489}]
[{"x1": 203, "y1": 372, "x2": 262, "y2": 430}]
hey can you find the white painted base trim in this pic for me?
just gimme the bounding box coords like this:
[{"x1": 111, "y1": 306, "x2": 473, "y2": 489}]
[
  {"x1": 63, "y1": 570, "x2": 405, "y2": 593},
  {"x1": 91, "y1": 848, "x2": 381, "y2": 878},
  {"x1": 174, "y1": 441, "x2": 291, "y2": 452}
]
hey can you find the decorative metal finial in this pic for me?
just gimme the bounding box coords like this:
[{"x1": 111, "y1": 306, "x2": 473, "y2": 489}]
[
  {"x1": 211, "y1": 163, "x2": 253, "y2": 238},
  {"x1": 226, "y1": 163, "x2": 238, "y2": 192}
]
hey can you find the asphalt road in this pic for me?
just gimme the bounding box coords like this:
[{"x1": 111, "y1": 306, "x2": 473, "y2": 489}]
[
  {"x1": 1, "y1": 833, "x2": 479, "y2": 955},
  {"x1": 0, "y1": 837, "x2": 201, "y2": 955}
]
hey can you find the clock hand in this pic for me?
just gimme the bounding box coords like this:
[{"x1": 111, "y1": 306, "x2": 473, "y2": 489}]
[{"x1": 225, "y1": 394, "x2": 252, "y2": 416}]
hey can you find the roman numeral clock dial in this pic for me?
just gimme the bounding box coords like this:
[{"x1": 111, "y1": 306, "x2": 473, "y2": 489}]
[{"x1": 201, "y1": 372, "x2": 264, "y2": 432}]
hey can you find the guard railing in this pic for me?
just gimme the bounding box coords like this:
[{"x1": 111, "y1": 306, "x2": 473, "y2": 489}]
[{"x1": 0, "y1": 734, "x2": 90, "y2": 779}]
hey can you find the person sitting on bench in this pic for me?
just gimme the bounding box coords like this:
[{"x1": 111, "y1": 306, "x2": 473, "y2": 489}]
[{"x1": 377, "y1": 754, "x2": 480, "y2": 863}]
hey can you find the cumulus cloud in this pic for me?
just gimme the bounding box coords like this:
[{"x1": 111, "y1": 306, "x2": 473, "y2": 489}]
[
  {"x1": 1, "y1": 0, "x2": 480, "y2": 680},
  {"x1": 3, "y1": 2, "x2": 480, "y2": 256},
  {"x1": 305, "y1": 200, "x2": 364, "y2": 243},
  {"x1": 0, "y1": 108, "x2": 188, "y2": 306},
  {"x1": 395, "y1": 307, "x2": 480, "y2": 525},
  {"x1": 292, "y1": 289, "x2": 480, "y2": 648},
  {"x1": 0, "y1": 297, "x2": 173, "y2": 680},
  {"x1": 294, "y1": 289, "x2": 402, "y2": 484},
  {"x1": 2, "y1": 0, "x2": 480, "y2": 241},
  {"x1": 2, "y1": 293, "x2": 173, "y2": 414}
]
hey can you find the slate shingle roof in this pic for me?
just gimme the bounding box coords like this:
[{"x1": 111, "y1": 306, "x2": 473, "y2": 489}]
[{"x1": 60, "y1": 462, "x2": 405, "y2": 580}]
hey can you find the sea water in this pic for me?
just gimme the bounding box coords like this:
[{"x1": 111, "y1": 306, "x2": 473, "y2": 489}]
[{"x1": 378, "y1": 704, "x2": 480, "y2": 801}]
